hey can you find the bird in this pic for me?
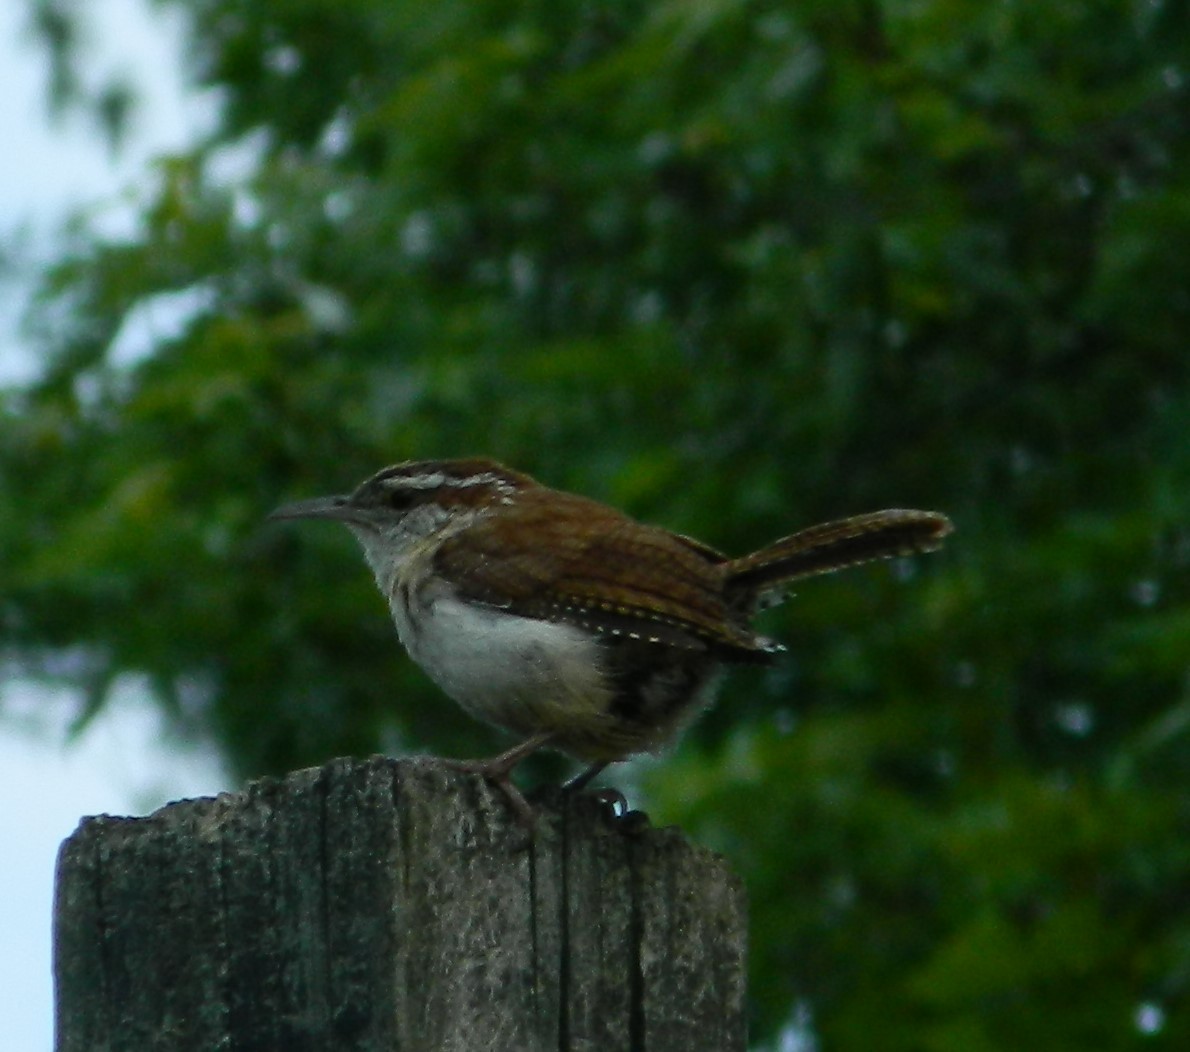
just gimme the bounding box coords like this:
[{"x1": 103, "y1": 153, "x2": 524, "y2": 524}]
[{"x1": 271, "y1": 458, "x2": 952, "y2": 821}]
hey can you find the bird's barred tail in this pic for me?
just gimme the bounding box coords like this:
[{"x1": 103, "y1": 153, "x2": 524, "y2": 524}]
[{"x1": 726, "y1": 509, "x2": 953, "y2": 596}]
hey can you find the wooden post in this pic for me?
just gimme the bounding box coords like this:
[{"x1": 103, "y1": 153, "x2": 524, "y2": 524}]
[{"x1": 54, "y1": 756, "x2": 746, "y2": 1051}]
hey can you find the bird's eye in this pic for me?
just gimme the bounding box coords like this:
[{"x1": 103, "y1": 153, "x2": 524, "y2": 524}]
[{"x1": 369, "y1": 469, "x2": 443, "y2": 510}]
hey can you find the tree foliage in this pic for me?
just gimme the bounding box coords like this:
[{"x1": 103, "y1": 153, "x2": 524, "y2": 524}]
[{"x1": 6, "y1": 0, "x2": 1190, "y2": 1046}]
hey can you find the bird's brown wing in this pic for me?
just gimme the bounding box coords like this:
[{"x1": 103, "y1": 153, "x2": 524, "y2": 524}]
[{"x1": 433, "y1": 487, "x2": 771, "y2": 657}]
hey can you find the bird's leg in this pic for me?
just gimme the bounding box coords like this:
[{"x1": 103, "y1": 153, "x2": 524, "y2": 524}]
[
  {"x1": 441, "y1": 731, "x2": 556, "y2": 826},
  {"x1": 565, "y1": 762, "x2": 630, "y2": 816},
  {"x1": 564, "y1": 761, "x2": 608, "y2": 793}
]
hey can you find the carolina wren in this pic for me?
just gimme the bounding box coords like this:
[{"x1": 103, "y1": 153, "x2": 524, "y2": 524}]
[{"x1": 271, "y1": 458, "x2": 952, "y2": 819}]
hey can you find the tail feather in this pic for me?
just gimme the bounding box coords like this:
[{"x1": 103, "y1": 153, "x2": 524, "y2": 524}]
[{"x1": 726, "y1": 509, "x2": 953, "y2": 597}]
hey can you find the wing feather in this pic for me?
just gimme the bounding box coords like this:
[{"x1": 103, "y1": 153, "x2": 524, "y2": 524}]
[{"x1": 433, "y1": 489, "x2": 767, "y2": 656}]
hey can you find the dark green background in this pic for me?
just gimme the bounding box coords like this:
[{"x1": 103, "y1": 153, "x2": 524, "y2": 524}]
[{"x1": 6, "y1": 0, "x2": 1189, "y2": 1047}]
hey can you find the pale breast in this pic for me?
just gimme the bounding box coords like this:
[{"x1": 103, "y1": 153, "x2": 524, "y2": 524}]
[{"x1": 391, "y1": 576, "x2": 620, "y2": 746}]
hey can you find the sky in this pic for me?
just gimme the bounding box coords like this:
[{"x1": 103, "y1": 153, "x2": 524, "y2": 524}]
[{"x1": 0, "y1": 3, "x2": 228, "y2": 1049}]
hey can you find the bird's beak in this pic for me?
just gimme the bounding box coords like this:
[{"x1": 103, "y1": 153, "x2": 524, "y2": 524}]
[{"x1": 268, "y1": 495, "x2": 352, "y2": 522}]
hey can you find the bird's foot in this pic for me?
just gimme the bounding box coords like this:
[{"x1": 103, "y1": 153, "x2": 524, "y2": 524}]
[{"x1": 440, "y1": 731, "x2": 555, "y2": 828}]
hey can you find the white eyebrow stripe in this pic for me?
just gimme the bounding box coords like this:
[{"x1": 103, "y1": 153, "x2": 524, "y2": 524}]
[{"x1": 381, "y1": 470, "x2": 519, "y2": 495}]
